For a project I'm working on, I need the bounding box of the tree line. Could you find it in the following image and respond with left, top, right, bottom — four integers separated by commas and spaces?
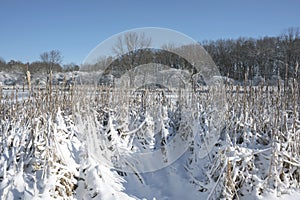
201, 27, 300, 82
84, 27, 299, 84
1, 27, 299, 83
0, 50, 79, 74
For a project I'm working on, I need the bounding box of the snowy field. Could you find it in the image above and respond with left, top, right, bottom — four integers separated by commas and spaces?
0, 81, 300, 199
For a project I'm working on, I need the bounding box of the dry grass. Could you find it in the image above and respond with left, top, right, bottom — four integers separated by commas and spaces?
0, 74, 299, 199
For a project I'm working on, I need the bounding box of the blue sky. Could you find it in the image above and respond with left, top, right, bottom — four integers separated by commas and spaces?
0, 0, 299, 65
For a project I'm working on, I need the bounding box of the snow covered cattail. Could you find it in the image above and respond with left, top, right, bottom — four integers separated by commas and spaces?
26, 70, 31, 91
296, 61, 299, 77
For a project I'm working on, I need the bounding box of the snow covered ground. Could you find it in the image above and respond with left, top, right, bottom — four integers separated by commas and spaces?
0, 81, 299, 199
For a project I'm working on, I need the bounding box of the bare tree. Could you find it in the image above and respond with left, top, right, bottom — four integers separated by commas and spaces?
280, 27, 300, 79
112, 32, 151, 87
112, 32, 151, 55
40, 50, 63, 73
0, 57, 6, 71
40, 52, 49, 63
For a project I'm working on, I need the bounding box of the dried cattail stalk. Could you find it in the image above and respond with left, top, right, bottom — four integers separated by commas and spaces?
26, 70, 31, 91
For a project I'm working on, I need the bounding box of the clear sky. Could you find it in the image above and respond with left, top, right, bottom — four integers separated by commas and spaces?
0, 0, 299, 65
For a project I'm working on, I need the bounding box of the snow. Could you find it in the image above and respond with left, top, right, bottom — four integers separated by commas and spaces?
0, 76, 300, 199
